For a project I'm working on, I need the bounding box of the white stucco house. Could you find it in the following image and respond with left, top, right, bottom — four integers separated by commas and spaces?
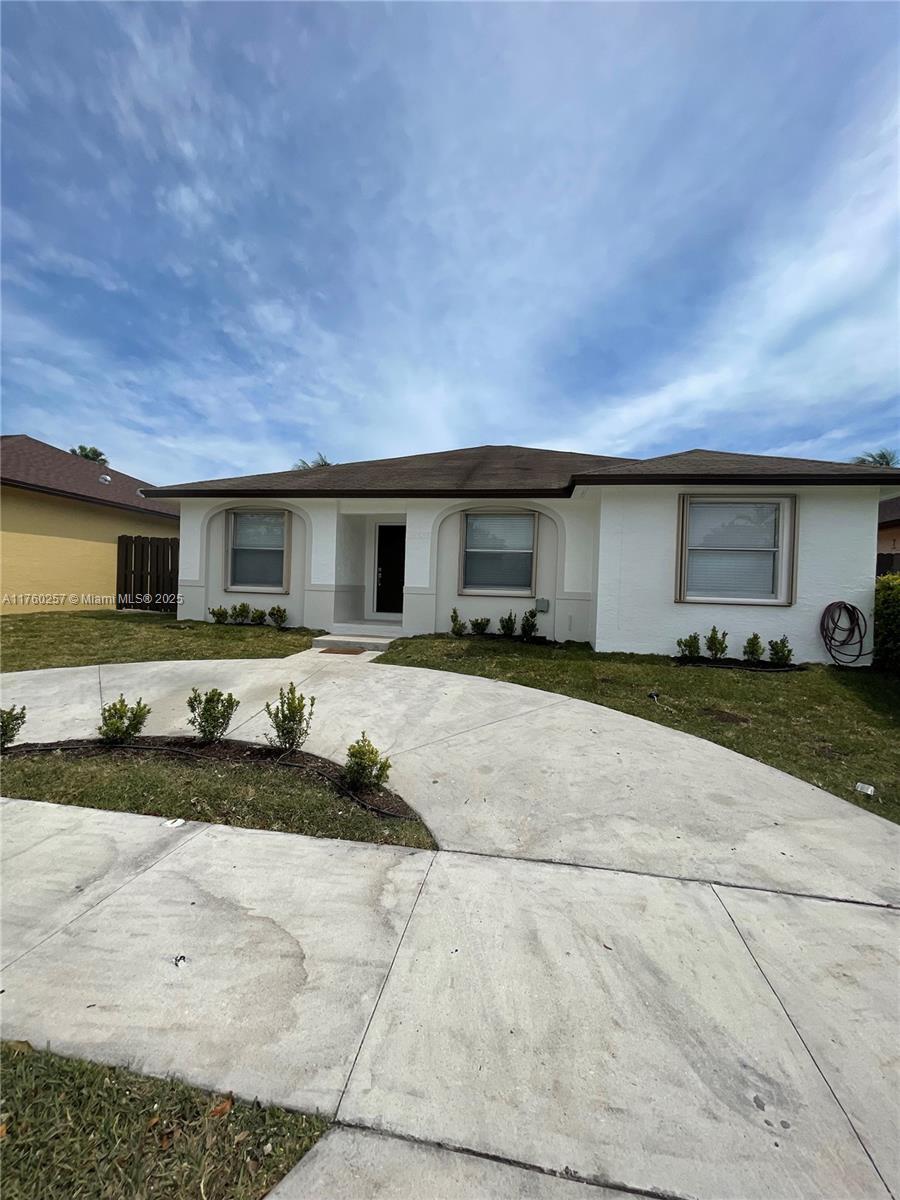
143, 445, 900, 663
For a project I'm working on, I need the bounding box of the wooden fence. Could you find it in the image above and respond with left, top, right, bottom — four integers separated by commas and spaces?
116, 536, 180, 612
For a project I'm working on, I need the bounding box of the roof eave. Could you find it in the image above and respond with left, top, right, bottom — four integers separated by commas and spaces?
2, 478, 179, 519
143, 486, 576, 500
572, 471, 897, 486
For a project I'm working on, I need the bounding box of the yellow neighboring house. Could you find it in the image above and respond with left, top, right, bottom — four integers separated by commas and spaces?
1, 435, 178, 612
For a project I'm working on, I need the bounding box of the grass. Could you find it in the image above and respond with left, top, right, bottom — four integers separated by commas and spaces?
0, 1040, 327, 1200
1, 750, 436, 850
378, 635, 900, 824
0, 611, 318, 673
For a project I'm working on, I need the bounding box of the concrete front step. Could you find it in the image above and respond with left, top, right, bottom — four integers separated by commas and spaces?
312, 633, 398, 652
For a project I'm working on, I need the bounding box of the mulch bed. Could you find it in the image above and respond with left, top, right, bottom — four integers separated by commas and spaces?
4, 736, 417, 821
672, 656, 805, 673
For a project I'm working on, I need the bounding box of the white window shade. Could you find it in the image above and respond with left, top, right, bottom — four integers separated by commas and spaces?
686, 550, 777, 599
681, 497, 793, 604
466, 514, 535, 551
688, 503, 778, 549
462, 513, 535, 592
233, 512, 285, 549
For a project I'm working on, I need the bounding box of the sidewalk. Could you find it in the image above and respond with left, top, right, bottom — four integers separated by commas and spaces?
2, 799, 896, 1199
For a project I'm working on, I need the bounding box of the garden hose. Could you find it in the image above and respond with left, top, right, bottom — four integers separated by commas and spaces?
819, 601, 869, 665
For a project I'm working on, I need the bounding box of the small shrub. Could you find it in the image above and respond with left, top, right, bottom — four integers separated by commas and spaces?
229, 602, 251, 624
344, 731, 391, 791
98, 694, 150, 745
449, 607, 468, 637
470, 617, 491, 635
265, 683, 315, 752
208, 606, 229, 624
1, 704, 27, 751
874, 573, 900, 670
742, 633, 764, 664
704, 626, 728, 660
498, 611, 517, 638
186, 687, 240, 743
250, 607, 268, 625
268, 605, 288, 630
676, 632, 701, 658
520, 608, 538, 642
767, 635, 793, 667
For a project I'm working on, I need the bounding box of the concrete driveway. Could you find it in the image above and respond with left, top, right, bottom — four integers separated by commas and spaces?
1, 651, 898, 1197
1, 800, 897, 1199
2, 649, 898, 904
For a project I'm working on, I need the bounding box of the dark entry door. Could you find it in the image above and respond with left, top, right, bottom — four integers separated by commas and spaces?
375, 525, 406, 613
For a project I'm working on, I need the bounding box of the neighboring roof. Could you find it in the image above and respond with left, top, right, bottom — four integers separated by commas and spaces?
0, 435, 178, 518
880, 496, 900, 526
143, 443, 900, 500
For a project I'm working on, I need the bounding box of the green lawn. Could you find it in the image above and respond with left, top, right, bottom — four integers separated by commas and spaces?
378, 635, 900, 824
1, 749, 436, 850
0, 1041, 326, 1200
0, 611, 318, 672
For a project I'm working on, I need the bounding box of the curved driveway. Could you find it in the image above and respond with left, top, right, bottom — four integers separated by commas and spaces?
2, 648, 899, 1199
1, 648, 897, 905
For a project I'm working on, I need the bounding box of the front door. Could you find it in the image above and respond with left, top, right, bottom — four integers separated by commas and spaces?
375, 524, 405, 614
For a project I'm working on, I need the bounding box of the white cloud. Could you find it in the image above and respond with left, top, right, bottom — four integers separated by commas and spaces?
546, 87, 899, 459
2, 5, 897, 480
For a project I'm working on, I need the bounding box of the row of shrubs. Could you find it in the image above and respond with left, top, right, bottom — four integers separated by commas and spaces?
208, 603, 289, 628
676, 626, 794, 666
449, 607, 540, 641
0, 686, 391, 792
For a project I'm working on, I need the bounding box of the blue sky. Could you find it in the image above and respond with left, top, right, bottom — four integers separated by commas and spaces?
2, 2, 898, 486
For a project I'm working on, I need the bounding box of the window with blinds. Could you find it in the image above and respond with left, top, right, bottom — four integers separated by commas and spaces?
680, 497, 793, 603
229, 511, 287, 589
461, 513, 536, 593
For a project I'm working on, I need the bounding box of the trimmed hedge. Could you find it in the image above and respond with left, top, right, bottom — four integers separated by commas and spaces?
874, 573, 900, 670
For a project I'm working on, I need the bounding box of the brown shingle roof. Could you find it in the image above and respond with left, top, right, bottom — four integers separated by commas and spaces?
573, 448, 900, 485
880, 496, 900, 526
145, 445, 636, 499
142, 443, 900, 499
1, 435, 178, 518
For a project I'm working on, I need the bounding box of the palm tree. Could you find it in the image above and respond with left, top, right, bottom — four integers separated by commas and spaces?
293, 452, 333, 470
852, 448, 898, 467
69, 445, 108, 466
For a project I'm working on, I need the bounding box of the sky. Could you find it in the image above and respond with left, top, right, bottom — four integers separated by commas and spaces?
2, 2, 898, 487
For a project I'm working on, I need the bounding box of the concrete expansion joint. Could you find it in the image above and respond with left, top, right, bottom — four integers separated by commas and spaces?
335, 850, 438, 1116
333, 1122, 695, 1200
710, 886, 895, 1200
0, 820, 210, 972
390, 695, 572, 760
441, 845, 900, 912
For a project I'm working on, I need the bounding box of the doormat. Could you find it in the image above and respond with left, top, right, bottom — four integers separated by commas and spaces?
319, 647, 366, 655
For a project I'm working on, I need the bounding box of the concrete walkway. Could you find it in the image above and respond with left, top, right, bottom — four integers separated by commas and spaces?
2, 652, 899, 1196
1, 800, 897, 1199
2, 649, 898, 904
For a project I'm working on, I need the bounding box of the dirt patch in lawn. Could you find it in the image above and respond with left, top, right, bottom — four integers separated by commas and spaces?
701, 707, 753, 726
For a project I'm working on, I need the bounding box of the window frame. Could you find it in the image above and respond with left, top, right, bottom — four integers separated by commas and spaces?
225, 509, 291, 593
676, 494, 796, 606
458, 510, 538, 597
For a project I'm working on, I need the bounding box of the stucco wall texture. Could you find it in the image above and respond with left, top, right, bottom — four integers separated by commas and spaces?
1, 485, 177, 612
